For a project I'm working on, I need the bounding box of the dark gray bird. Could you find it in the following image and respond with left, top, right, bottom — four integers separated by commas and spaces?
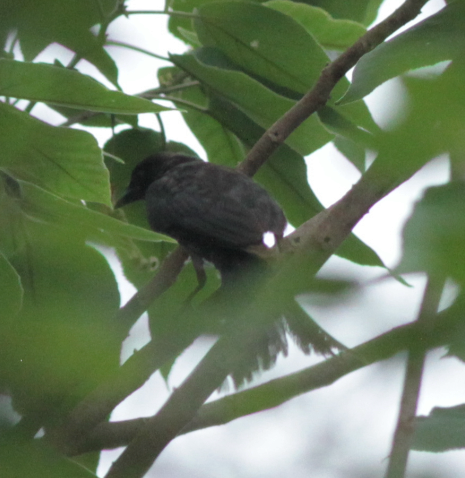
115, 152, 286, 288
115, 152, 343, 386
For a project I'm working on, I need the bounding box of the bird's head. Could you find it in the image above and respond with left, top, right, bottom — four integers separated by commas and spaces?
114, 152, 199, 209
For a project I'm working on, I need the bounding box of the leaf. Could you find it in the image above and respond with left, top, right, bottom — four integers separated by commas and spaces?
48, 103, 139, 128
398, 183, 465, 284
194, 1, 330, 95
297, 0, 383, 25
193, 2, 378, 145
340, 2, 465, 104
16, 179, 173, 244
367, 63, 465, 199
0, 439, 98, 478
0, 60, 171, 113
333, 136, 366, 172
173, 86, 246, 169
326, 0, 385, 25
0, 0, 121, 86
413, 404, 465, 452
0, 103, 111, 205
167, 0, 206, 46
0, 252, 23, 320
178, 27, 201, 46
318, 106, 375, 149
0, 211, 122, 418
265, 1, 366, 50
171, 49, 333, 157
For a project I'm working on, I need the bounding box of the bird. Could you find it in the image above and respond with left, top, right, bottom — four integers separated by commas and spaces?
115, 152, 343, 385
115, 152, 286, 289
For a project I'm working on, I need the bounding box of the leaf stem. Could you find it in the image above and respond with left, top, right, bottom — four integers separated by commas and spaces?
125, 10, 197, 19
106, 40, 170, 62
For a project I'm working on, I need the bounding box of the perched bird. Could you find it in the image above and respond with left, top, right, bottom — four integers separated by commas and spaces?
115, 152, 342, 385
115, 152, 286, 288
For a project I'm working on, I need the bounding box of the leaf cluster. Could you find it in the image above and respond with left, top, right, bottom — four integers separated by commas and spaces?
1, 1, 465, 477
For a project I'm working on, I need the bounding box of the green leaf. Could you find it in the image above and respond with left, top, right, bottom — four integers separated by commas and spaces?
333, 136, 366, 172
0, 60, 171, 114
265, 1, 366, 50
0, 439, 98, 478
16, 179, 173, 244
171, 49, 333, 156
0, 103, 111, 205
0, 0, 121, 86
48, 103, 139, 128
193, 2, 378, 143
178, 27, 201, 46
318, 104, 375, 171
0, 213, 121, 418
413, 404, 465, 452
398, 183, 465, 284
167, 0, 206, 46
366, 63, 465, 198
318, 105, 375, 149
0, 252, 23, 320
340, 2, 465, 104
174, 86, 246, 169
194, 1, 330, 95
296, 0, 383, 26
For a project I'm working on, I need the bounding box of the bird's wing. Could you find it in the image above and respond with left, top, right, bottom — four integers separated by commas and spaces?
146, 168, 274, 248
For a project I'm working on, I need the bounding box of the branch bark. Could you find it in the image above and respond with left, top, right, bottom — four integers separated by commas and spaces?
75, 299, 463, 454
385, 276, 446, 478
237, 0, 429, 177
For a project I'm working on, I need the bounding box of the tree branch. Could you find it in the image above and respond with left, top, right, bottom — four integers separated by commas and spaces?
75, 301, 463, 454
115, 246, 188, 337
385, 275, 445, 478
237, 0, 429, 177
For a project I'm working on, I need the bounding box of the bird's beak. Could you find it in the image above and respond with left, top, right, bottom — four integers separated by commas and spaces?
114, 188, 139, 209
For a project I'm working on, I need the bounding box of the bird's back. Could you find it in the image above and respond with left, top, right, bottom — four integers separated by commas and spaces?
145, 160, 285, 256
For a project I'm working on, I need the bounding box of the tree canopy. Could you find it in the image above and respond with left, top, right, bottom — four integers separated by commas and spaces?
1, 1, 465, 477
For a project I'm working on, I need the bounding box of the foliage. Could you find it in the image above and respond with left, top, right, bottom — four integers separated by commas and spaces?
0, 1, 465, 477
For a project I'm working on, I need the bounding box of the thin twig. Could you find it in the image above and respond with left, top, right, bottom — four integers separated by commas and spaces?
106, 40, 170, 62
385, 275, 445, 478
125, 10, 197, 19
